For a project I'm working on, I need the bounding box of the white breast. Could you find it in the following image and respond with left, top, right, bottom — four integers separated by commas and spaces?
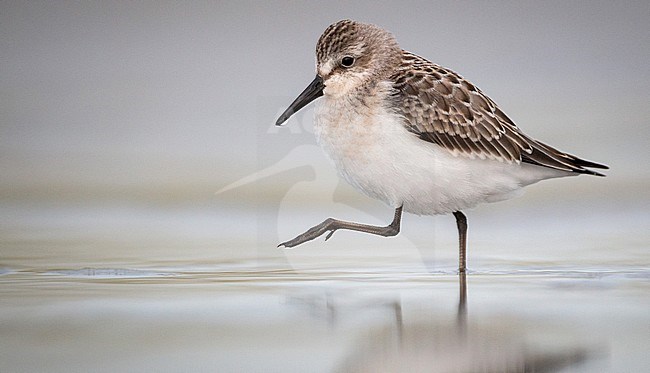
313, 93, 572, 215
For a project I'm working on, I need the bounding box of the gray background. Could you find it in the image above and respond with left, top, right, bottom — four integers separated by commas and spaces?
1, 4, 649, 371
2, 1, 648, 206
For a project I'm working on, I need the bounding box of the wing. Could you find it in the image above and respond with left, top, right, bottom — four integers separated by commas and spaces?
390, 51, 608, 175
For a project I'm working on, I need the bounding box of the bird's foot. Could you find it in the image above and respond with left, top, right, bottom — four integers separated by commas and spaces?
278, 218, 338, 248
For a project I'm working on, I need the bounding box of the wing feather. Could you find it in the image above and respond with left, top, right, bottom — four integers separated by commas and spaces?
391, 51, 608, 175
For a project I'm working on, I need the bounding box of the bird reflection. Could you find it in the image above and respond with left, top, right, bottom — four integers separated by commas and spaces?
288, 272, 590, 373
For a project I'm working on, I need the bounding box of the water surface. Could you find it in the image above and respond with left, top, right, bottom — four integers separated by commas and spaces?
1, 199, 648, 372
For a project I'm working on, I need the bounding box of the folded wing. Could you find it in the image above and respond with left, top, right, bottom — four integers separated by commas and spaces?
391, 51, 608, 176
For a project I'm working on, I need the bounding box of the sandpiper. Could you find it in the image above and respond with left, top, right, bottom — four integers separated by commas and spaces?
275, 20, 608, 272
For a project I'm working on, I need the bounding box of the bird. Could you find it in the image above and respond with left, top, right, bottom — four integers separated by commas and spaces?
274, 19, 608, 272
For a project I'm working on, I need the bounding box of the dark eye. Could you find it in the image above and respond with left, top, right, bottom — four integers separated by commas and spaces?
341, 56, 355, 68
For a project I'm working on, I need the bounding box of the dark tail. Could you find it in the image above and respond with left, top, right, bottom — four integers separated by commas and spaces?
521, 135, 608, 177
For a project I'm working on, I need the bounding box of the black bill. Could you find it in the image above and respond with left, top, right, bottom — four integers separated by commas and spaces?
275, 75, 324, 126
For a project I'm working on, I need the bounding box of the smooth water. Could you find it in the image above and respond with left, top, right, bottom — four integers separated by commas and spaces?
1, 198, 648, 372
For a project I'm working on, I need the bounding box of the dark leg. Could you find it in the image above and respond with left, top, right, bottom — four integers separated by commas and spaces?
279, 206, 403, 248
453, 211, 467, 273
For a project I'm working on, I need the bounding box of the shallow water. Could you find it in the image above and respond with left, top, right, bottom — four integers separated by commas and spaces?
1, 199, 649, 372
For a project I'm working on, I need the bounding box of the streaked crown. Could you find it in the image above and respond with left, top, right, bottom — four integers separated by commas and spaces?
315, 20, 402, 95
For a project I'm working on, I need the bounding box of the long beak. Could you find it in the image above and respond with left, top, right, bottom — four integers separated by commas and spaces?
275, 75, 324, 126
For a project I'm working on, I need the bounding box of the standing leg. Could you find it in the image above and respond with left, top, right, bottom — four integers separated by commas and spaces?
279, 206, 403, 248
453, 211, 467, 273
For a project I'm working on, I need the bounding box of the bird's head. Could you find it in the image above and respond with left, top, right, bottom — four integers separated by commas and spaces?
276, 20, 401, 126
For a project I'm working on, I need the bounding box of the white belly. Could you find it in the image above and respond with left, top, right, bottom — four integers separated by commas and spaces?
313, 97, 571, 215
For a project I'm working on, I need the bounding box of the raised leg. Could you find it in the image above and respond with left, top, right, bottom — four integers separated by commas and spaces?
279, 206, 403, 248
453, 211, 467, 273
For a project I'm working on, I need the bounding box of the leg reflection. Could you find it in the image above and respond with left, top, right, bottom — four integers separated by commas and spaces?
314, 270, 592, 373
457, 271, 467, 332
